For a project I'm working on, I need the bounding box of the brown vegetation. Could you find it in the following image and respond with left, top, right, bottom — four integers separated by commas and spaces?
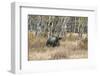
28, 32, 88, 60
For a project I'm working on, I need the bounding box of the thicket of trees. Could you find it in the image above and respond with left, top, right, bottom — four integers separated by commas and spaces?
28, 15, 88, 38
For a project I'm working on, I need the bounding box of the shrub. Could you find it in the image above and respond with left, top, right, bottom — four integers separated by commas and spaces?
67, 33, 78, 41
50, 50, 68, 59
33, 37, 46, 48
79, 37, 88, 49
30, 47, 47, 52
28, 31, 47, 49
28, 32, 36, 48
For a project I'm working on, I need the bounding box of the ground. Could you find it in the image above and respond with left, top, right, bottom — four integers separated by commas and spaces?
28, 32, 88, 60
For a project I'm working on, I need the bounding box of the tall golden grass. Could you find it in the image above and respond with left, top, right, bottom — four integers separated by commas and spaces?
28, 32, 88, 60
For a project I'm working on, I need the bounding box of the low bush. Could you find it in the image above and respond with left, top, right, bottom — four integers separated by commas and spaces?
28, 32, 35, 48
50, 50, 68, 59
28, 31, 47, 49
67, 33, 79, 41
79, 37, 88, 49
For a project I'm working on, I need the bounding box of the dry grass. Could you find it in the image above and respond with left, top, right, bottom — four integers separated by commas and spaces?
28, 32, 88, 60
67, 33, 79, 41
28, 31, 47, 49
79, 37, 88, 49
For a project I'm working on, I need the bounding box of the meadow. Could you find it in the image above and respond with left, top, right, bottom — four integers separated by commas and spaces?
28, 31, 88, 60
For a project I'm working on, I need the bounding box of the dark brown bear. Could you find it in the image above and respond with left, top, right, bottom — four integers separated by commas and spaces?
46, 36, 62, 47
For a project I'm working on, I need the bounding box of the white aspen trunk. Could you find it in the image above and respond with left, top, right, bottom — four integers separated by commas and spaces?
74, 17, 76, 33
